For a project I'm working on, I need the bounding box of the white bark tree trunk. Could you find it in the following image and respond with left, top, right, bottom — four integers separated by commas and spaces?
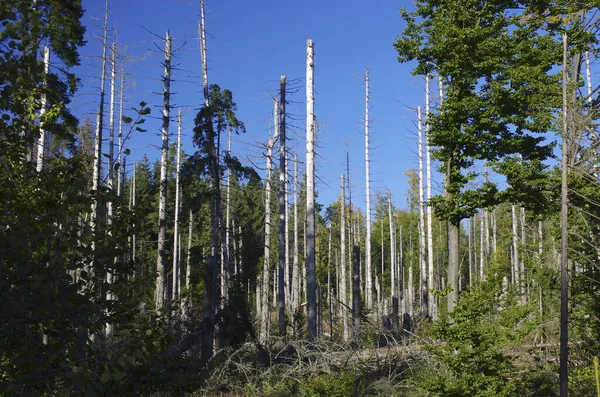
155, 32, 171, 310
364, 68, 373, 311
91, 0, 109, 245
340, 175, 348, 341
172, 109, 182, 302
425, 75, 435, 318
306, 39, 317, 341
260, 101, 277, 344
520, 206, 527, 304
417, 106, 428, 317
292, 153, 299, 312
512, 203, 520, 289
117, 67, 124, 196
36, 46, 50, 172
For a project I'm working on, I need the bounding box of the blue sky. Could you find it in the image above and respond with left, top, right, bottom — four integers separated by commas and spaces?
72, 0, 441, 212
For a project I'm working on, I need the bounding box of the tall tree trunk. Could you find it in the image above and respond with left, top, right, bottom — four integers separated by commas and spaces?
480, 211, 485, 280
260, 101, 277, 345
36, 46, 50, 172
408, 220, 414, 318
285, 153, 290, 312
278, 76, 287, 338
468, 217, 473, 286
91, 0, 109, 249
364, 67, 373, 311
104, 36, 118, 338
520, 206, 527, 304
425, 75, 436, 318
417, 106, 428, 317
447, 221, 460, 312
226, 129, 232, 275
292, 153, 299, 312
305, 39, 317, 341
388, 190, 398, 329
107, 37, 116, 220
560, 33, 569, 397
117, 67, 124, 196
340, 175, 349, 341
512, 204, 520, 288
172, 109, 182, 302
353, 243, 361, 329
199, 0, 215, 362
492, 209, 497, 254
183, 209, 193, 319
155, 32, 171, 311
132, 163, 136, 268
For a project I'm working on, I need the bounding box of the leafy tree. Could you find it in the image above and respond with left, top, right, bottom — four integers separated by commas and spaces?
192, 84, 246, 361
395, 0, 559, 311
0, 0, 85, 162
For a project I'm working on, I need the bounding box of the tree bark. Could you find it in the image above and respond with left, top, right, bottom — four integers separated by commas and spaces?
278, 76, 287, 338
560, 33, 569, 397
425, 75, 435, 318
260, 101, 277, 344
340, 175, 348, 341
306, 39, 317, 341
364, 68, 373, 311
292, 153, 299, 312
155, 32, 171, 311
417, 106, 428, 317
172, 109, 182, 302
447, 221, 460, 312
36, 46, 50, 172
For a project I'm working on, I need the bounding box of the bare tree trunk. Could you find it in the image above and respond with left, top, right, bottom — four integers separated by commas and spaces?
425, 75, 436, 318
512, 204, 520, 289
226, 129, 232, 275
480, 211, 484, 280
117, 67, 124, 196
560, 33, 569, 397
520, 206, 527, 304
417, 106, 428, 317
36, 46, 50, 172
278, 76, 287, 338
285, 152, 290, 313
364, 68, 373, 311
408, 223, 414, 318
447, 221, 460, 312
155, 32, 171, 311
388, 189, 398, 329
172, 109, 182, 302
292, 153, 299, 312
468, 217, 473, 286
132, 163, 136, 268
182, 209, 193, 319
388, 190, 398, 330
353, 242, 361, 329
306, 39, 317, 341
107, 37, 116, 220
91, 0, 109, 249
340, 175, 348, 341
327, 228, 332, 338
538, 221, 544, 257
260, 101, 277, 345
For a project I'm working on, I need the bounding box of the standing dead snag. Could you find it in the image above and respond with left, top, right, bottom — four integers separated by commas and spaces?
155, 31, 171, 311
364, 68, 373, 312
172, 109, 182, 303
278, 76, 287, 338
306, 38, 317, 341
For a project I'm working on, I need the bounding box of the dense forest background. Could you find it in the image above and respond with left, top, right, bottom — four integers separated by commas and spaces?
2, 0, 600, 396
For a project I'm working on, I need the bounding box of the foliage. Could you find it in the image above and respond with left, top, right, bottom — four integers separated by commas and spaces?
394, 1, 558, 223
415, 258, 536, 396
